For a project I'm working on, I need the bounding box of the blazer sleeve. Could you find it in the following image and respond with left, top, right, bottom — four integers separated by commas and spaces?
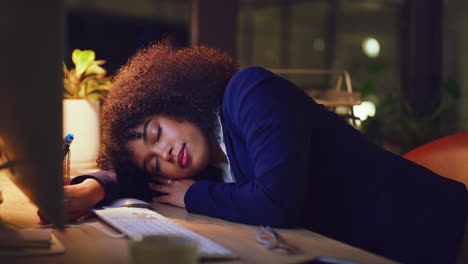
70, 169, 153, 204
185, 67, 321, 227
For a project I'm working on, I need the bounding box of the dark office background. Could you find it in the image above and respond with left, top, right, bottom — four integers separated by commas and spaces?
64, 0, 468, 154
65, 9, 189, 75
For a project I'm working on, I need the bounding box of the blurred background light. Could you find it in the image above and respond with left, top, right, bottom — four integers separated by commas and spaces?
313, 38, 325, 52
362, 37, 380, 58
353, 101, 376, 121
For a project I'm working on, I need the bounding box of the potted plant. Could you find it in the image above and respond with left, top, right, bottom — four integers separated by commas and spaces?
358, 61, 460, 155
63, 49, 112, 168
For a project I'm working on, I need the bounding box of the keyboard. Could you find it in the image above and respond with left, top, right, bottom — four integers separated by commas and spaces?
93, 207, 237, 259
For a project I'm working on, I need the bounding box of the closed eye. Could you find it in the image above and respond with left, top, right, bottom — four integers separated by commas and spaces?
144, 125, 162, 175
156, 125, 162, 142
142, 119, 151, 144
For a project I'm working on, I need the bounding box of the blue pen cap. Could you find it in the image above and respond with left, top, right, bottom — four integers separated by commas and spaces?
63, 133, 74, 144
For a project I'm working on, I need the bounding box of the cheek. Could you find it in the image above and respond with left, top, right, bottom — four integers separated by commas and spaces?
194, 142, 211, 173
130, 154, 142, 169
201, 143, 210, 165
126, 143, 144, 168
175, 141, 209, 179
195, 135, 210, 165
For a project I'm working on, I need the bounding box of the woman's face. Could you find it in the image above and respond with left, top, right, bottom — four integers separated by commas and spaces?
126, 115, 211, 180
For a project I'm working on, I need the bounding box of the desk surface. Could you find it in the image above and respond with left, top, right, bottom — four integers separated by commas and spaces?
0, 173, 396, 264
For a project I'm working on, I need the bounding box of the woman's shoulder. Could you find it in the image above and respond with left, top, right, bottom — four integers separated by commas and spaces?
224, 66, 274, 102
228, 66, 273, 85
224, 66, 306, 104
234, 66, 272, 76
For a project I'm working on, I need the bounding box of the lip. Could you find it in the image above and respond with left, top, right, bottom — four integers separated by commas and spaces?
177, 144, 188, 168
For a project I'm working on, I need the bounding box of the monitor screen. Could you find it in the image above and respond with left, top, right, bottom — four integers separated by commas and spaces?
0, 0, 65, 228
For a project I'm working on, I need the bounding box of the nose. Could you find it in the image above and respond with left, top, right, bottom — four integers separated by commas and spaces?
152, 143, 173, 161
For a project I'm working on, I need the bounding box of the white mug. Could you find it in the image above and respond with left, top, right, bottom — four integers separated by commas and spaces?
129, 235, 199, 264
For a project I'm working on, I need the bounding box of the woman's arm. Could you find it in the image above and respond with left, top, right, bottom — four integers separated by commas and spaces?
59, 169, 152, 221
184, 67, 321, 227
64, 178, 105, 220
38, 177, 106, 223
70, 170, 121, 204
71, 169, 154, 203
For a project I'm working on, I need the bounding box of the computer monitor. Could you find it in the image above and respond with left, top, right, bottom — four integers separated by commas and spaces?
0, 1, 65, 228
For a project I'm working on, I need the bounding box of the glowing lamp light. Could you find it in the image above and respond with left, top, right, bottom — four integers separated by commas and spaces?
353, 101, 376, 121
362, 37, 380, 58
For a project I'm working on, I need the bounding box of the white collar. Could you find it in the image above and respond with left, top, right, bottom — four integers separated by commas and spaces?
215, 114, 235, 183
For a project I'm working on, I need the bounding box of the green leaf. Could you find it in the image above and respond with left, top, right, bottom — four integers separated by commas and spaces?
85, 62, 106, 76
97, 79, 112, 89
443, 78, 461, 98
63, 79, 74, 96
85, 79, 99, 94
73, 49, 95, 79
84, 77, 111, 90
67, 68, 76, 78
360, 79, 373, 98
86, 92, 102, 102
95, 60, 107, 66
430, 97, 454, 121
64, 49, 111, 100
71, 49, 81, 65
368, 61, 387, 75
63, 62, 69, 75
78, 81, 89, 98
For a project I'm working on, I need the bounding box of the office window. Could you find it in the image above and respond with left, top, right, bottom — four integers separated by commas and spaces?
238, 0, 328, 88
237, 0, 401, 95
443, 0, 468, 132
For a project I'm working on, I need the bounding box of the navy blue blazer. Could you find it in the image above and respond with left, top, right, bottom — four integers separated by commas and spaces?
73, 67, 467, 264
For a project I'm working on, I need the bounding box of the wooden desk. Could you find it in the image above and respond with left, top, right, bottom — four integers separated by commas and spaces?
0, 174, 396, 264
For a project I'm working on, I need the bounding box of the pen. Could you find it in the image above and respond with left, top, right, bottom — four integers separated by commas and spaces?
63, 133, 74, 158
256, 226, 300, 254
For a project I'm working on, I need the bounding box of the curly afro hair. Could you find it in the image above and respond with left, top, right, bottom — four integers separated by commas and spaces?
97, 40, 239, 174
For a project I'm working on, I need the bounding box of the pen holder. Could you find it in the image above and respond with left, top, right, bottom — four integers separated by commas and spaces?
63, 150, 71, 185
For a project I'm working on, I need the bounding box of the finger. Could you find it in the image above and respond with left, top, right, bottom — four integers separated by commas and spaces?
68, 211, 86, 221
37, 210, 50, 224
66, 205, 91, 221
153, 195, 171, 204
148, 183, 171, 193
66, 212, 79, 221
152, 176, 171, 184
63, 185, 76, 198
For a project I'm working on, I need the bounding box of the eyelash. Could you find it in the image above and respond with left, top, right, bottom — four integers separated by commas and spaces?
156, 126, 162, 142
153, 125, 162, 173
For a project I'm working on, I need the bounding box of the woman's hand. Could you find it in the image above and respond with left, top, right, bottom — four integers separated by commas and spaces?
64, 179, 105, 220
37, 178, 105, 223
149, 177, 195, 208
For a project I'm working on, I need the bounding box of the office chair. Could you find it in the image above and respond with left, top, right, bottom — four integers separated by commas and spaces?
403, 132, 468, 187
403, 132, 468, 264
